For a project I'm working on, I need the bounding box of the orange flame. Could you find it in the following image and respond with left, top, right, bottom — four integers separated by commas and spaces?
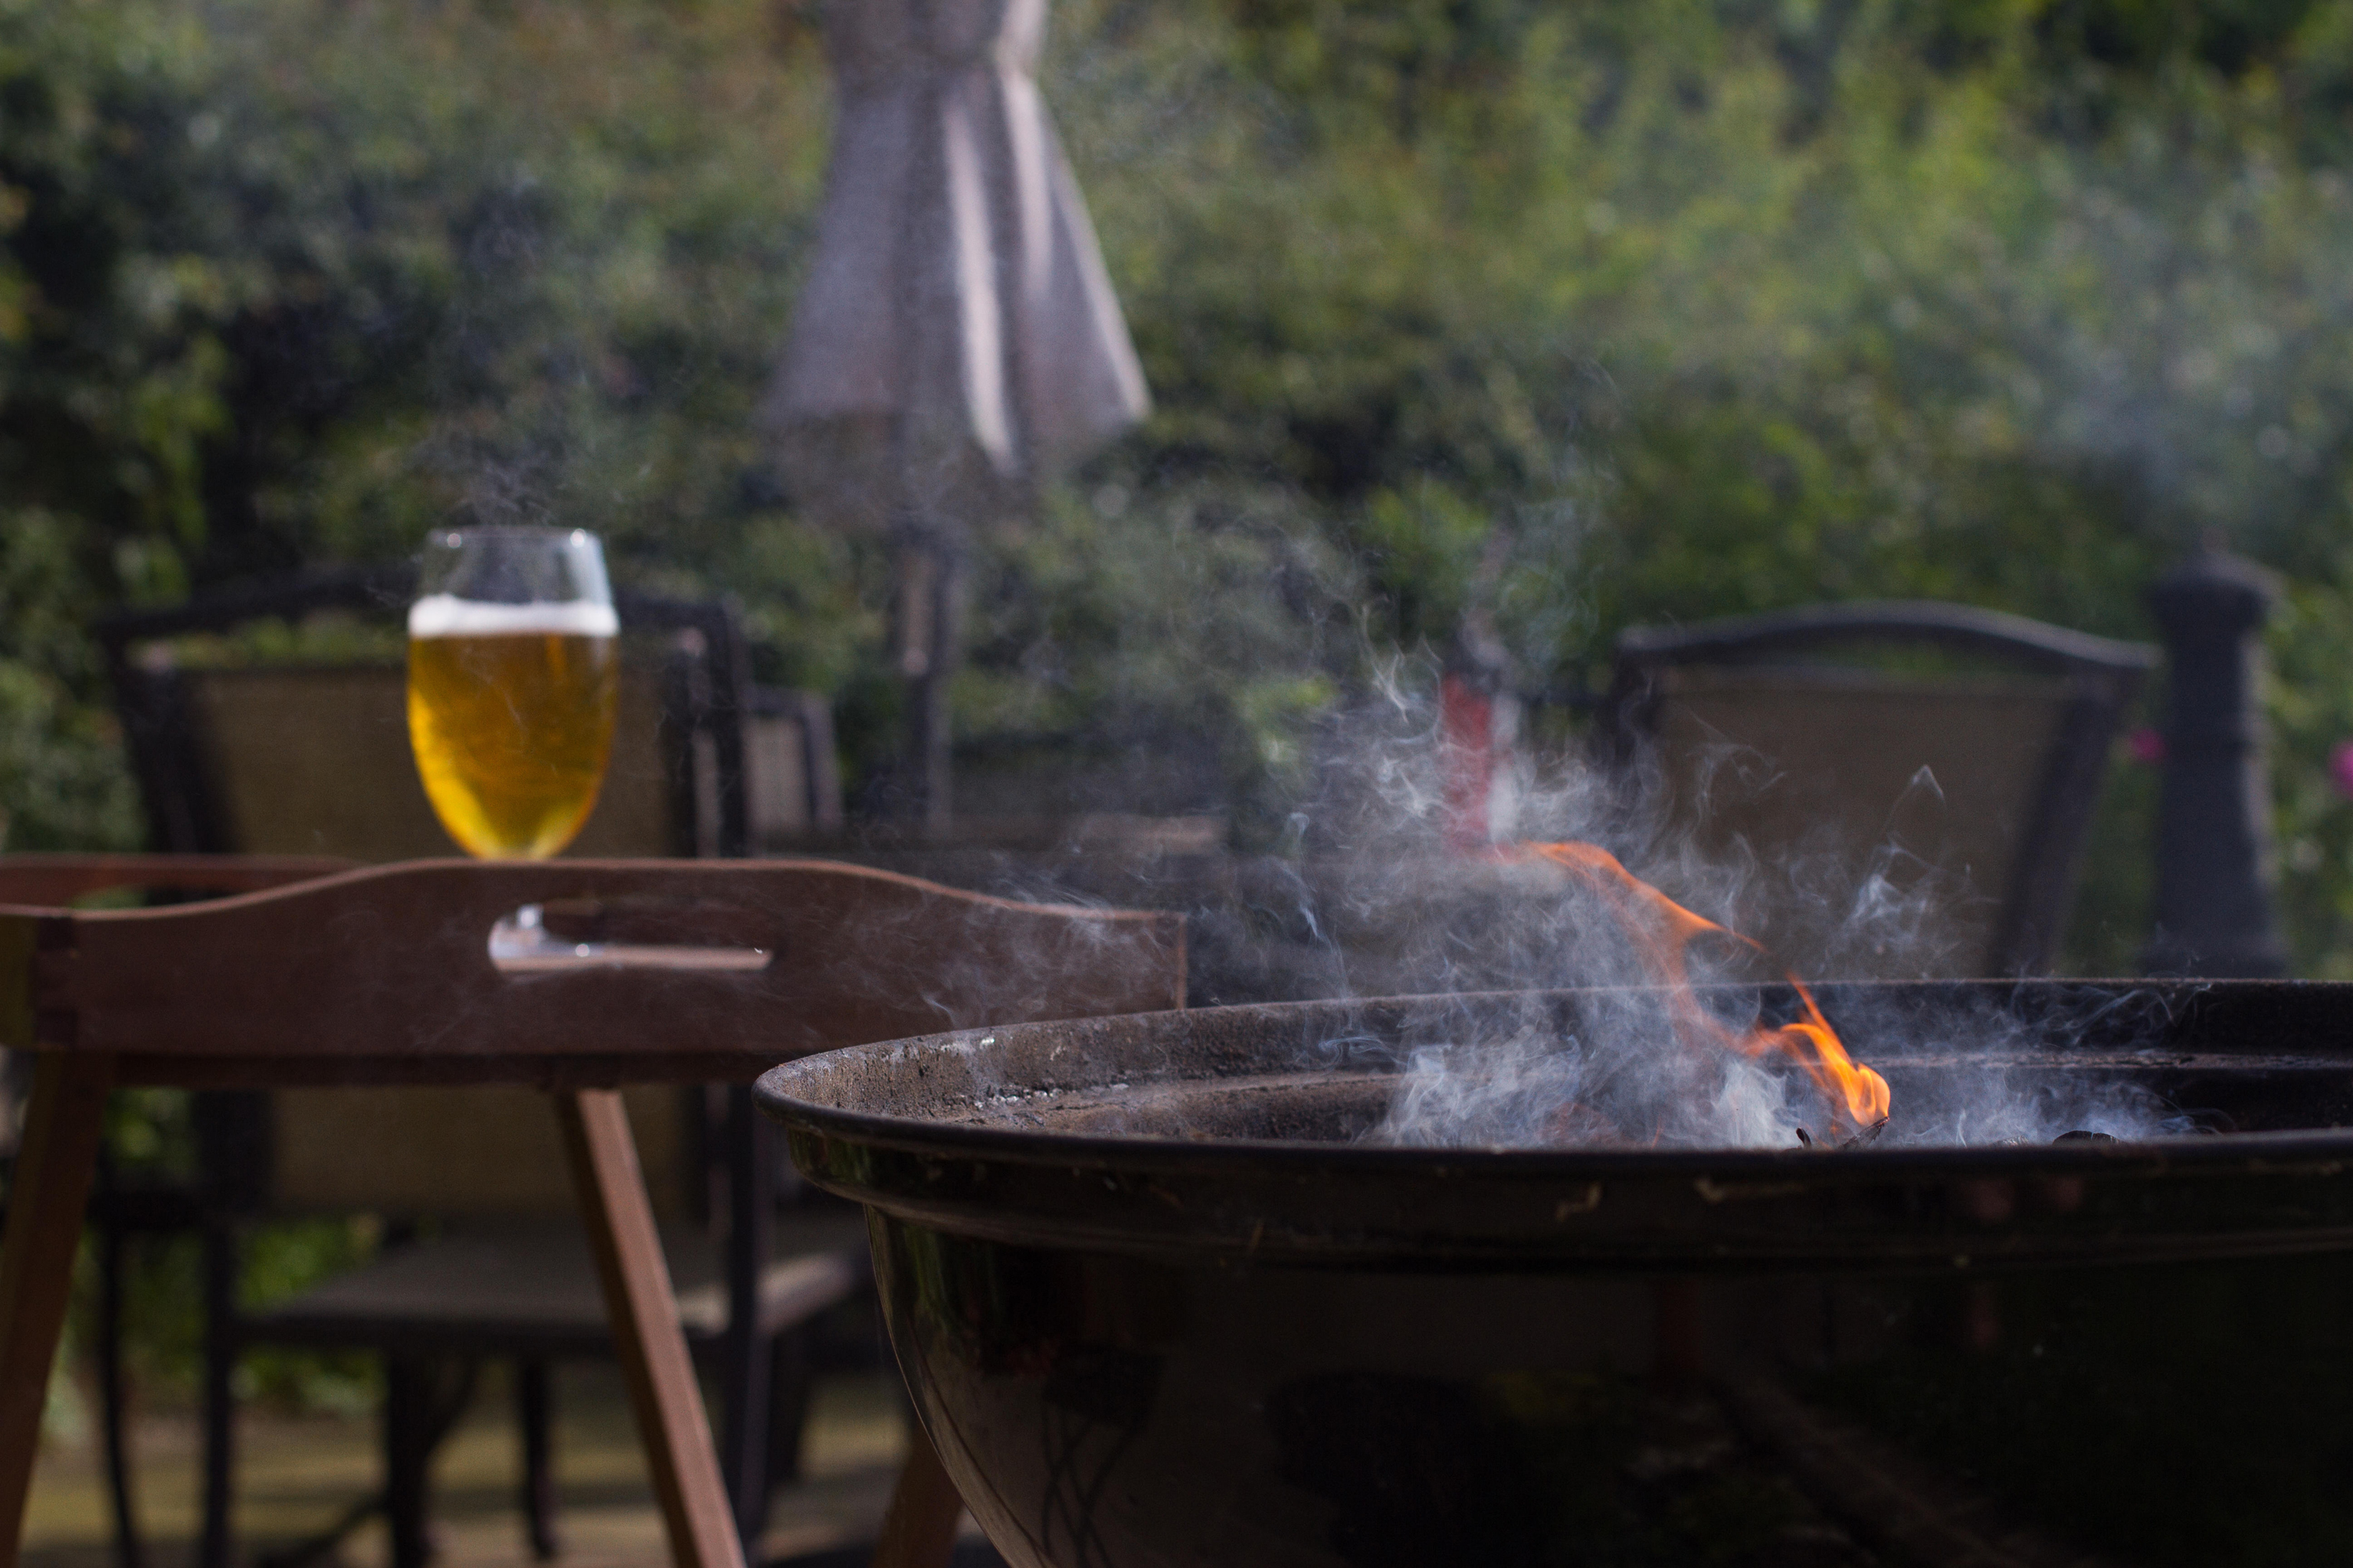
1524, 842, 1892, 1135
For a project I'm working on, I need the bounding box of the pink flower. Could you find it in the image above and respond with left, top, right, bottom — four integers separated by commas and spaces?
2331, 741, 2353, 801
2127, 728, 2166, 766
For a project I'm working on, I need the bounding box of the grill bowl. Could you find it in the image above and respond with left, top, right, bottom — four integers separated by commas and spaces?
758, 980, 2353, 1567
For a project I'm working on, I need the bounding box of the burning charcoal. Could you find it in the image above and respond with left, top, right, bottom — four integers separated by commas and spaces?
1840, 1118, 1888, 1151
1797, 1120, 1886, 1151
2053, 1129, 2118, 1144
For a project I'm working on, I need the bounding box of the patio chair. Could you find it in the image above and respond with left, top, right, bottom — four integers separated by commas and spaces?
86, 574, 843, 1565
1599, 601, 2157, 979
96, 565, 843, 860
0, 859, 1184, 1568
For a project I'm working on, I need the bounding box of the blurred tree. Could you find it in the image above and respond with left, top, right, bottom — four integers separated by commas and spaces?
11, 0, 2353, 938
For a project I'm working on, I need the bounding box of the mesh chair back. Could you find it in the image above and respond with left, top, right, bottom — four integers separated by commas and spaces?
1643, 666, 2072, 978
179, 663, 680, 860
1607, 603, 2156, 980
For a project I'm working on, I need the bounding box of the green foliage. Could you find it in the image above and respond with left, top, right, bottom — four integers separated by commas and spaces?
6, 6, 2353, 873
2265, 565, 2353, 974
0, 0, 861, 835
0, 0, 215, 847
1049, 0, 2353, 954
18, 0, 2347, 860
5, 0, 2353, 908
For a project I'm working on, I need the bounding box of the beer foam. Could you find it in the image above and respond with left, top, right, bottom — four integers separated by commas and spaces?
408, 594, 620, 638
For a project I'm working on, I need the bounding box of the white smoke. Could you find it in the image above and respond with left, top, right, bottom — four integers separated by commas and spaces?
1289, 673, 2195, 1151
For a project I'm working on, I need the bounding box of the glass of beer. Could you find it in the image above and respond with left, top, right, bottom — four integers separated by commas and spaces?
407, 527, 620, 860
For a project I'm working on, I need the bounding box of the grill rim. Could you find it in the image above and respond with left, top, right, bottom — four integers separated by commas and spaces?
755, 979, 2353, 1270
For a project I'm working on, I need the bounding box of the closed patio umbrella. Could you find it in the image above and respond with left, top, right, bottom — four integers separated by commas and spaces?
765, 0, 1149, 828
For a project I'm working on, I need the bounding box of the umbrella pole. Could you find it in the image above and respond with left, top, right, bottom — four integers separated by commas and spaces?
892, 528, 965, 832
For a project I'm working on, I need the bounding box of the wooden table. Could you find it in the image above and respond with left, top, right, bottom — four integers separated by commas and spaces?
0, 858, 1184, 1568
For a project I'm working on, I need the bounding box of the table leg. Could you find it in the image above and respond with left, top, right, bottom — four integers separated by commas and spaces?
0, 1051, 113, 1568
552, 1088, 745, 1568
871, 1422, 964, 1568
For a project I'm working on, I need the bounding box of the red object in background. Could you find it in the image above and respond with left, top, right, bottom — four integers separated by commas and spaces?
1440, 615, 1519, 853
1441, 673, 1520, 853
2128, 727, 2167, 766
1440, 671, 1495, 851
2332, 740, 2353, 800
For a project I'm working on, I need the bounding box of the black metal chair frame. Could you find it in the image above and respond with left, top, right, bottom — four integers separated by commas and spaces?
85, 574, 827, 1568
1598, 600, 2158, 977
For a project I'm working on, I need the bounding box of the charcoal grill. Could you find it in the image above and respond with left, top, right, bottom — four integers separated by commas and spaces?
756, 980, 2353, 1567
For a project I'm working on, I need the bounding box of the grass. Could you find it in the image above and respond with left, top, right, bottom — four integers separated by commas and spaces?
26, 1366, 916, 1568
